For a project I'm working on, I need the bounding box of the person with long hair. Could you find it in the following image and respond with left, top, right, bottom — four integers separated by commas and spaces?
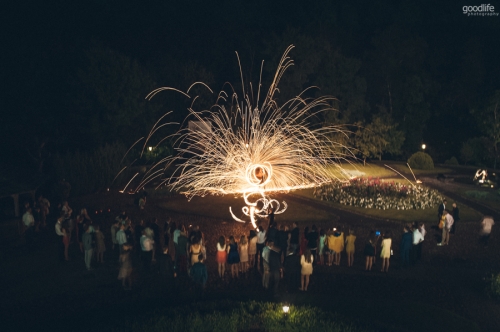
380, 231, 392, 272
227, 236, 240, 278
364, 237, 375, 271
300, 226, 309, 256
216, 236, 227, 279
239, 235, 249, 275
318, 229, 326, 265
300, 248, 314, 291
306, 225, 319, 262
189, 239, 202, 266
255, 224, 267, 272
248, 230, 257, 269
331, 228, 344, 266
326, 228, 335, 266
345, 229, 356, 267
118, 244, 133, 290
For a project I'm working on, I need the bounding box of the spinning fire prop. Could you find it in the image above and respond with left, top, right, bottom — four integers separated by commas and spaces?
124, 45, 353, 227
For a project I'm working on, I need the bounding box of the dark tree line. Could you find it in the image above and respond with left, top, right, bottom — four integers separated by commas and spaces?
2, 0, 499, 179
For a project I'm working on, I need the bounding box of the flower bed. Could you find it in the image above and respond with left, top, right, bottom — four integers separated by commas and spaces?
313, 177, 442, 210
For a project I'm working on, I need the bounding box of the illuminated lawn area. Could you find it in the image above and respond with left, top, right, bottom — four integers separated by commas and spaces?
295, 188, 483, 223
327, 162, 453, 180
388, 163, 453, 176
160, 193, 337, 223
326, 162, 396, 178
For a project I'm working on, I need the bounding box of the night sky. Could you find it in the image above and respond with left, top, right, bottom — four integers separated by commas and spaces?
2, 0, 499, 175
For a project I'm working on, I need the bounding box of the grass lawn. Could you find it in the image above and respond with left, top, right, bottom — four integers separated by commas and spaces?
295, 188, 483, 223
455, 187, 500, 212
327, 162, 452, 179
160, 193, 337, 223
327, 162, 396, 178
388, 163, 453, 176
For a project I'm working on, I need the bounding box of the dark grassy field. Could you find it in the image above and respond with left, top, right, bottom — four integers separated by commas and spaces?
1, 187, 499, 331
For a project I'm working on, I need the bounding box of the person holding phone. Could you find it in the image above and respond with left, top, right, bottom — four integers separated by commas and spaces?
372, 230, 380, 265
380, 231, 392, 272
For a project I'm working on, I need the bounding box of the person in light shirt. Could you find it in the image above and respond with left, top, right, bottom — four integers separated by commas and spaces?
140, 230, 155, 270
55, 212, 65, 237
438, 211, 454, 246
256, 225, 267, 272
22, 207, 35, 229
480, 216, 495, 247
411, 223, 424, 264
22, 207, 35, 248
116, 224, 128, 253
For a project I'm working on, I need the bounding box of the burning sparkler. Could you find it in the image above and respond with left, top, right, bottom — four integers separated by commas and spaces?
125, 45, 353, 227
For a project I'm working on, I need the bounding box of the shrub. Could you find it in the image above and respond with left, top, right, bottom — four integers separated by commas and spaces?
50, 142, 128, 197
489, 273, 500, 299
444, 156, 459, 165
408, 152, 434, 170
465, 190, 489, 200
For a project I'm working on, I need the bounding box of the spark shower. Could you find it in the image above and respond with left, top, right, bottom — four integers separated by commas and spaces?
123, 45, 353, 228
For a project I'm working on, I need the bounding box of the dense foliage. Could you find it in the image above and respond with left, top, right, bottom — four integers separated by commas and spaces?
444, 156, 459, 165
408, 152, 434, 170
488, 273, 500, 299
3, 1, 500, 176
314, 177, 442, 210
50, 142, 128, 197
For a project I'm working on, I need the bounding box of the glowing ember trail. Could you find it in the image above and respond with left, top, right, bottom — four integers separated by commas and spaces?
125, 45, 354, 227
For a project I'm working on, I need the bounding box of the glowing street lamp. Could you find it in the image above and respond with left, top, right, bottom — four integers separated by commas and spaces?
421, 144, 426, 151
148, 146, 153, 152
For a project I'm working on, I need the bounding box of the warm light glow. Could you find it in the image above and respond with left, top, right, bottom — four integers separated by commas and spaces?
148, 146, 153, 151
282, 305, 290, 314
125, 45, 354, 226
421, 144, 426, 150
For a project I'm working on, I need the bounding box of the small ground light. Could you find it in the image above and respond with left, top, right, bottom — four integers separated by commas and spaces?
282, 305, 289, 315
148, 146, 153, 151
282, 304, 290, 325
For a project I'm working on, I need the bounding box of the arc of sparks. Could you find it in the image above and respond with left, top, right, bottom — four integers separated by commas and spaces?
124, 45, 355, 227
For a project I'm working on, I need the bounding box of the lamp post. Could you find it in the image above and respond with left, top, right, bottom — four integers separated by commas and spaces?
282, 304, 290, 325
421, 144, 426, 151
282, 305, 289, 315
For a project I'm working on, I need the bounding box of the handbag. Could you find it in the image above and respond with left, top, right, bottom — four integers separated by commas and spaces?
438, 218, 445, 229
